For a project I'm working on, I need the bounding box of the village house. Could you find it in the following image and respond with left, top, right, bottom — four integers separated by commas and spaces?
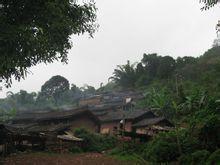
79, 95, 102, 106
78, 90, 144, 109
1, 107, 101, 154
1, 103, 173, 155
132, 117, 174, 136
91, 107, 173, 136
11, 107, 100, 133
9, 105, 173, 137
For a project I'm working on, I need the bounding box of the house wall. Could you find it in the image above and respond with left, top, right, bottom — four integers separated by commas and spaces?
135, 120, 173, 135
100, 122, 119, 134
124, 121, 132, 132
135, 127, 152, 135
79, 97, 101, 106
68, 115, 99, 133
100, 120, 133, 135
38, 113, 100, 134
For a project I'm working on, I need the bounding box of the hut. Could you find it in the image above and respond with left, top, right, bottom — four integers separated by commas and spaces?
11, 107, 100, 133
7, 107, 101, 153
92, 108, 157, 135
79, 95, 102, 106
132, 117, 174, 136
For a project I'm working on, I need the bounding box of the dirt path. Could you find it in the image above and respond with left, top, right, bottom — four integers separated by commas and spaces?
2, 152, 135, 165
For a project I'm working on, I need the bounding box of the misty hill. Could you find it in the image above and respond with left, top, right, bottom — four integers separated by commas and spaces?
0, 47, 220, 121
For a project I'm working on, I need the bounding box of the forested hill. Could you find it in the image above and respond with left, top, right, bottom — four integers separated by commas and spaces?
0, 47, 220, 121
111, 46, 220, 97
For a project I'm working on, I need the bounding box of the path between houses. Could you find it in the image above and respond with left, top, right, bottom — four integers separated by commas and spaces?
2, 152, 136, 165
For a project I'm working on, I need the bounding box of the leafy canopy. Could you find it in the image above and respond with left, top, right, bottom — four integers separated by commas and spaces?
40, 75, 70, 102
0, 0, 97, 86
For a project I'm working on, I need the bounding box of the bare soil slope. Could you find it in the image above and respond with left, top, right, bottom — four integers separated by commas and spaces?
2, 152, 134, 165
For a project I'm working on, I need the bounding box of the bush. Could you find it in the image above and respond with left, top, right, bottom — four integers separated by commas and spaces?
180, 130, 200, 154
144, 138, 179, 163
179, 154, 192, 165
69, 146, 83, 153
198, 116, 220, 151
74, 128, 117, 152
191, 150, 210, 165
143, 131, 181, 163
206, 149, 220, 165
143, 130, 198, 163
108, 143, 148, 164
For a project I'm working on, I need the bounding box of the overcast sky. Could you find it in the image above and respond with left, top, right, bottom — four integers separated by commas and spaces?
0, 0, 219, 98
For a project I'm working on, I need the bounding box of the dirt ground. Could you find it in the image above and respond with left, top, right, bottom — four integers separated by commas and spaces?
2, 152, 135, 165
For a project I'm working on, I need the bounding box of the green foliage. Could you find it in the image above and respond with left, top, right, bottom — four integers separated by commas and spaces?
0, 0, 97, 85
0, 75, 98, 112
206, 149, 220, 165
137, 87, 175, 120
198, 115, 220, 151
40, 75, 70, 104
143, 88, 170, 109
191, 150, 210, 164
112, 60, 137, 89
179, 149, 220, 165
179, 150, 210, 165
108, 142, 148, 164
0, 108, 17, 122
74, 128, 117, 152
111, 47, 220, 98
97, 82, 119, 93
69, 145, 83, 154
144, 132, 180, 163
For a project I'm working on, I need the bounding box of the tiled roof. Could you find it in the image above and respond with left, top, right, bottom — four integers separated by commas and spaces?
5, 123, 72, 134
132, 117, 173, 127
12, 106, 92, 122
92, 108, 152, 122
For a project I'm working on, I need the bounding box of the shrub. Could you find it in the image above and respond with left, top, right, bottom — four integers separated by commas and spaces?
144, 139, 179, 163
206, 149, 220, 165
108, 142, 148, 164
179, 154, 192, 165
74, 128, 117, 152
191, 150, 210, 165
180, 130, 200, 154
143, 130, 198, 163
198, 116, 220, 151
69, 146, 83, 153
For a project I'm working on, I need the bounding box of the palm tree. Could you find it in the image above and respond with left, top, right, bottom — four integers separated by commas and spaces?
111, 60, 137, 88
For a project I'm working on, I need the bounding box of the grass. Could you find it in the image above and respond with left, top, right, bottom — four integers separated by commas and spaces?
109, 150, 149, 165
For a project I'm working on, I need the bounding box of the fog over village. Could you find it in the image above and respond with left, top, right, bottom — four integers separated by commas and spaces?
0, 0, 219, 98
0, 1, 220, 164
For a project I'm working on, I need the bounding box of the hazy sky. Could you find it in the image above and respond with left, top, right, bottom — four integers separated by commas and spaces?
0, 0, 219, 98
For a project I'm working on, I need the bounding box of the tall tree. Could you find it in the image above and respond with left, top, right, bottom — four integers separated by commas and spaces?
142, 53, 161, 80
40, 75, 70, 105
157, 56, 176, 79
0, 0, 97, 86
112, 60, 137, 88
